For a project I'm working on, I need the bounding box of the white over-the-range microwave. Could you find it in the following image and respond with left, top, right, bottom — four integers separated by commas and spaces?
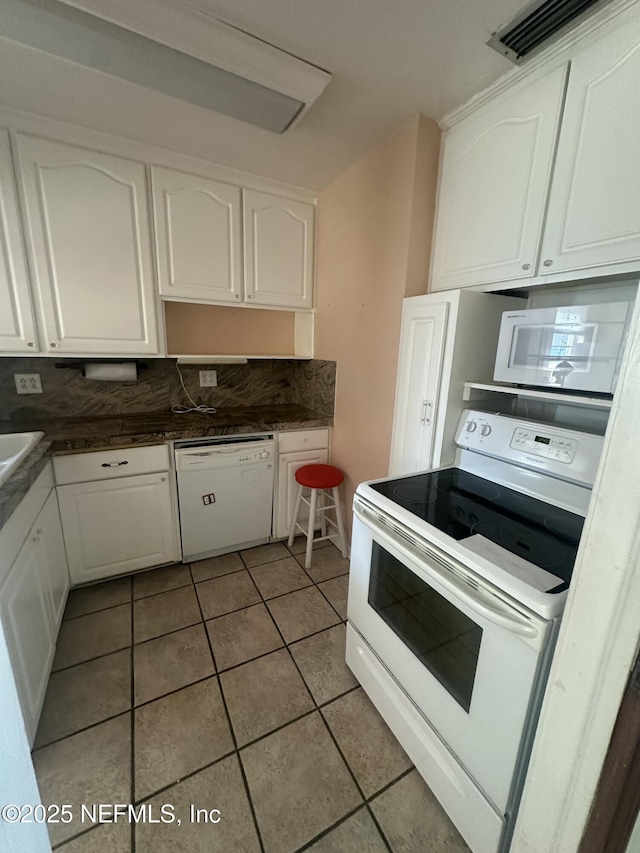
493, 301, 632, 394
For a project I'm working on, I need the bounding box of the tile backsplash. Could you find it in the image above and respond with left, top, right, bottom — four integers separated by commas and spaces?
0, 358, 336, 421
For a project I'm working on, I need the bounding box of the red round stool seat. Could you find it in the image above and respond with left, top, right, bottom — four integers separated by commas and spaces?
295, 464, 344, 490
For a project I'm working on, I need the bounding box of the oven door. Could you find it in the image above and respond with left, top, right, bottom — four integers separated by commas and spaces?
348, 498, 553, 813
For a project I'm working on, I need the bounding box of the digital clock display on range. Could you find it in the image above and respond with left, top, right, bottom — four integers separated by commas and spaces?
534, 435, 551, 445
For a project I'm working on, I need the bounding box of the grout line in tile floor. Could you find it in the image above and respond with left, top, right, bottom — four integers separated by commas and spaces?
43, 542, 396, 852
188, 560, 268, 853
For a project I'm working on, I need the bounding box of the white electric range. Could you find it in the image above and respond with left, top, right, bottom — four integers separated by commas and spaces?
346, 410, 604, 853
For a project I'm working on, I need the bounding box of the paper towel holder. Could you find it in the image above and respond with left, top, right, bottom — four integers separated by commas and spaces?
54, 360, 149, 379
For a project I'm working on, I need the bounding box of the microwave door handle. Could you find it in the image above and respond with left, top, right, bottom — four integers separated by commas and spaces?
354, 502, 539, 640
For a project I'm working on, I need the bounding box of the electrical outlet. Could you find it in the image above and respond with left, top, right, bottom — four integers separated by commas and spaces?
199, 370, 218, 387
14, 374, 43, 395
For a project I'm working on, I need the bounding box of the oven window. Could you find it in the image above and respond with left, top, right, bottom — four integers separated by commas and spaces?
368, 543, 482, 712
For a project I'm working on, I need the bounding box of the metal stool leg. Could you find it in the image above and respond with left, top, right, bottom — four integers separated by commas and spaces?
287, 482, 304, 547
305, 487, 318, 569
333, 486, 348, 558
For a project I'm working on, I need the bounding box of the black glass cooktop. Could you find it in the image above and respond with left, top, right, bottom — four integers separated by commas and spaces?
370, 468, 585, 589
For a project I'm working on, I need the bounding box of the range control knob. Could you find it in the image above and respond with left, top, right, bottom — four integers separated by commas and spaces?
259, 451, 270, 460
466, 421, 477, 433
480, 425, 492, 437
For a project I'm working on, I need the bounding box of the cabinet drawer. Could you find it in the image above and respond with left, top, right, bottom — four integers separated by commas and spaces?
278, 429, 329, 454
53, 444, 170, 485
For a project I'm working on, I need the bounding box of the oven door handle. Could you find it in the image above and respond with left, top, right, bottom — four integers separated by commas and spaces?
354, 501, 541, 641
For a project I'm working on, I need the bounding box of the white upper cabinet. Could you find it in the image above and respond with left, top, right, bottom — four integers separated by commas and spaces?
15, 135, 159, 355
152, 166, 243, 304
540, 24, 640, 274
431, 65, 567, 291
243, 189, 314, 309
0, 131, 38, 352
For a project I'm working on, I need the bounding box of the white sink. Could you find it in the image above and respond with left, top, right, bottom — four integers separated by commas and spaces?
0, 432, 44, 487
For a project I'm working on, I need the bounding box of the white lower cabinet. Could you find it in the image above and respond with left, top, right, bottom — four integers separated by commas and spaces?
0, 489, 69, 745
58, 473, 177, 585
274, 430, 330, 540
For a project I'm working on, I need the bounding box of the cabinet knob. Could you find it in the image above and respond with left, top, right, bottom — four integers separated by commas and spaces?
50, 342, 58, 347
247, 294, 254, 299
27, 341, 35, 347
161, 477, 166, 482
522, 263, 530, 270
32, 536, 40, 543
543, 259, 553, 267
36, 529, 44, 535
235, 294, 241, 299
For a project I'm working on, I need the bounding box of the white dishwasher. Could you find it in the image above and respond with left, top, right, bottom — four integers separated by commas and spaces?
175, 434, 275, 562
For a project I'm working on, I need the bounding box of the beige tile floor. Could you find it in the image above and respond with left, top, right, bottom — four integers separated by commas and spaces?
33, 538, 470, 852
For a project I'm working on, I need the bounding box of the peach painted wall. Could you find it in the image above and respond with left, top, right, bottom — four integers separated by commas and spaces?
314, 114, 440, 528
165, 302, 296, 356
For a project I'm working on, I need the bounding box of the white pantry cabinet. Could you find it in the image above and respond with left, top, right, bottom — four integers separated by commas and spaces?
274, 429, 329, 539
389, 290, 522, 475
431, 65, 567, 291
152, 166, 243, 304
539, 23, 640, 274
15, 134, 159, 355
389, 299, 449, 475
0, 130, 38, 352
243, 189, 314, 309
0, 488, 69, 745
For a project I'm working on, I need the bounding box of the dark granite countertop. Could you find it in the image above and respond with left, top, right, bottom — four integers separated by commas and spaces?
0, 405, 332, 531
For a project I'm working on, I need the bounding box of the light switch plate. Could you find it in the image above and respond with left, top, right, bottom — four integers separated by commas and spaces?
14, 374, 43, 394
199, 370, 218, 387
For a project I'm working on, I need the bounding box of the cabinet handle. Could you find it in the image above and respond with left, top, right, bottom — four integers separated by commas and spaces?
101, 461, 129, 467
522, 263, 530, 270
421, 400, 433, 425
543, 259, 553, 267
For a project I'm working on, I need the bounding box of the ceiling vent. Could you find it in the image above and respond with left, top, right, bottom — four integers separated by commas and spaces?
0, 0, 332, 132
487, 0, 614, 63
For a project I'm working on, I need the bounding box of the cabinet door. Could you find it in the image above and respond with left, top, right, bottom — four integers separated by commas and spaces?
243, 189, 314, 309
152, 166, 243, 304
274, 448, 329, 540
430, 65, 567, 290
389, 299, 449, 476
0, 131, 38, 352
58, 473, 177, 584
15, 135, 159, 354
35, 490, 70, 630
0, 533, 54, 744
540, 23, 640, 273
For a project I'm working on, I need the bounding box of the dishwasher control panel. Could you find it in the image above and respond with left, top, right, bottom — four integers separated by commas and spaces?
175, 437, 275, 472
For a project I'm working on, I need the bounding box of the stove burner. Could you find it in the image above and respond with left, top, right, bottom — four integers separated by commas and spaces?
392, 483, 437, 506
544, 515, 585, 539
469, 519, 568, 571
436, 470, 501, 501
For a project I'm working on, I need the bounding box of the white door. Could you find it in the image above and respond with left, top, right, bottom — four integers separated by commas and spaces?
0, 533, 55, 744
58, 473, 177, 584
152, 166, 242, 304
430, 65, 567, 290
0, 131, 38, 352
15, 134, 159, 354
275, 448, 329, 540
35, 490, 70, 630
389, 299, 448, 476
539, 22, 640, 274
243, 189, 314, 309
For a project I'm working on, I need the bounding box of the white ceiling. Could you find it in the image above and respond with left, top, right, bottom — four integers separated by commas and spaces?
0, 0, 527, 190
